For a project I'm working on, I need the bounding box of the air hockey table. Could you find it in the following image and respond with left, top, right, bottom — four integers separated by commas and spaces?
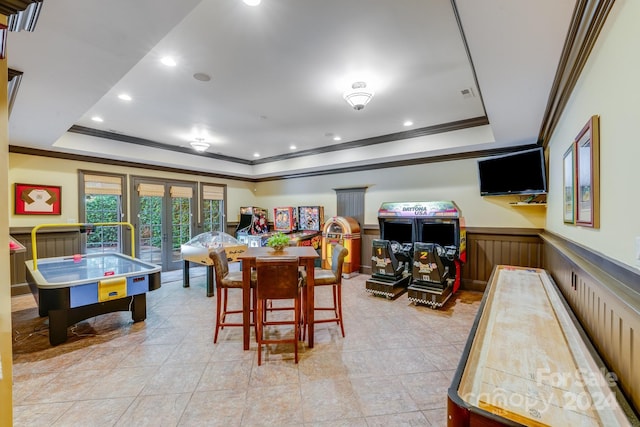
26, 252, 161, 346
25, 222, 161, 346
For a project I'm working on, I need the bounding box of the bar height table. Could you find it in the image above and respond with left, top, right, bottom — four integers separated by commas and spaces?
237, 246, 319, 351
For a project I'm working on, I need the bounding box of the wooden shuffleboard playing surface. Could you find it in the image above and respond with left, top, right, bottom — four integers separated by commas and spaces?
453, 265, 635, 426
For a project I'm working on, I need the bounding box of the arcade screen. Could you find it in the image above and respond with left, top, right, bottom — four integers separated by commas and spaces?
380, 220, 414, 243
418, 221, 457, 247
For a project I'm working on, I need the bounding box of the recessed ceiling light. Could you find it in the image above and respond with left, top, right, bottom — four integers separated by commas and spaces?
243, 0, 261, 6
118, 93, 132, 101
333, 136, 342, 141
161, 56, 177, 67
91, 116, 104, 122
403, 120, 413, 127
290, 145, 297, 150
253, 152, 260, 157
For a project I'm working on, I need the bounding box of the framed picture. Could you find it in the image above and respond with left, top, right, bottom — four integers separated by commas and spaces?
575, 115, 600, 228
563, 144, 575, 224
15, 183, 62, 215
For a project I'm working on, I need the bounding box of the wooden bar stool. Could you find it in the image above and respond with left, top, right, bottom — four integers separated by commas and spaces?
312, 244, 348, 337
210, 247, 256, 343
255, 256, 303, 365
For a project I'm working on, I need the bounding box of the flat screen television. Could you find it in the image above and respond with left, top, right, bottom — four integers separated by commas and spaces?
477, 147, 547, 196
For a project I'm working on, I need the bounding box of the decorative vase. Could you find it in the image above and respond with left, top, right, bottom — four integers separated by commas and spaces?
270, 245, 286, 252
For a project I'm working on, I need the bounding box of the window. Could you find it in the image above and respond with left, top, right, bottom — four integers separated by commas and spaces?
80, 172, 126, 254
202, 184, 225, 233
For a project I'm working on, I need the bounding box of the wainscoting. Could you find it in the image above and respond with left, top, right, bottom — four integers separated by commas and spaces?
461, 227, 544, 290
541, 232, 640, 413
361, 225, 544, 292
9, 227, 83, 296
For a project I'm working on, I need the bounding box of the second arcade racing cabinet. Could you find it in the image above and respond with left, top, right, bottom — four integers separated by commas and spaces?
410, 242, 458, 307
407, 201, 466, 308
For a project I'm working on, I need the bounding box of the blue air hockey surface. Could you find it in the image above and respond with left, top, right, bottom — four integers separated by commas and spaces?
26, 252, 161, 345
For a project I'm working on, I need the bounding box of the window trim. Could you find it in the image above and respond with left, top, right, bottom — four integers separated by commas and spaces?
200, 183, 227, 233
78, 170, 129, 254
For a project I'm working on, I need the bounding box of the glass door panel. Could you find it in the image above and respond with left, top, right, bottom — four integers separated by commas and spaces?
138, 195, 163, 265
132, 178, 197, 271
170, 196, 192, 269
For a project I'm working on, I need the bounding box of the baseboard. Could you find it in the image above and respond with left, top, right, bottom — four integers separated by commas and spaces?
11, 282, 31, 297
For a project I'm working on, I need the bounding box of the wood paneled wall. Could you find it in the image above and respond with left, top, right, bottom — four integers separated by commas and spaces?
362, 226, 544, 291
541, 232, 640, 413
461, 228, 544, 291
9, 227, 82, 295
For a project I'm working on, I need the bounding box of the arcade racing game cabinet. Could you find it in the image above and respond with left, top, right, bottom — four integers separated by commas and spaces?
365, 204, 416, 299
406, 201, 466, 308
365, 201, 466, 304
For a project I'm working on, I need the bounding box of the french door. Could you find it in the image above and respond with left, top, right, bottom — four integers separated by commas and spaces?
131, 177, 196, 271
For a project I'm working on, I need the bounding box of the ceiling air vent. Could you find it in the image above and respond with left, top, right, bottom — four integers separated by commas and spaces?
460, 88, 475, 99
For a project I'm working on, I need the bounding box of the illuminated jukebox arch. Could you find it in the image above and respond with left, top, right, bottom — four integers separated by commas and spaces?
321, 216, 361, 278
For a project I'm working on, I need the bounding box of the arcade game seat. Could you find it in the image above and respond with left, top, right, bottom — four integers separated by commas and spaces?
411, 242, 449, 288
365, 239, 412, 299
408, 243, 458, 308
371, 239, 404, 281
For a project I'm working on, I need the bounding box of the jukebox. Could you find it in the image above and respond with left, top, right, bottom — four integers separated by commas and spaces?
321, 216, 361, 278
365, 201, 466, 305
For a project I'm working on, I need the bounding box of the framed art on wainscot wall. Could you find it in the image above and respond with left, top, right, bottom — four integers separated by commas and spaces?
563, 144, 575, 224
14, 183, 62, 215
575, 115, 600, 228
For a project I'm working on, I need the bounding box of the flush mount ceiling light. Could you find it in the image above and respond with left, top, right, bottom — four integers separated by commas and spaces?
243, 0, 261, 6
190, 138, 210, 153
343, 81, 374, 111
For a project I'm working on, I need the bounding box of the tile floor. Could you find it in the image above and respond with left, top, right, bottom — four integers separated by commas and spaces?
11, 267, 482, 426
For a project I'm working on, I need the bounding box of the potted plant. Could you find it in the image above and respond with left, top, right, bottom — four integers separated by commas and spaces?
266, 232, 290, 252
